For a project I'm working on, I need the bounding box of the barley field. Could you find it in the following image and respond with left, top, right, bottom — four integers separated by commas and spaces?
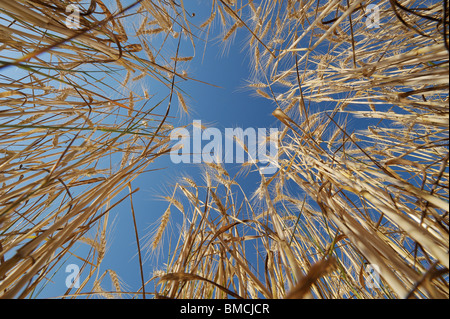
0, 0, 448, 299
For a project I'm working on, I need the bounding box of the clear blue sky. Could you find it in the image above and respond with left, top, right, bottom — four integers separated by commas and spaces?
101, 4, 281, 298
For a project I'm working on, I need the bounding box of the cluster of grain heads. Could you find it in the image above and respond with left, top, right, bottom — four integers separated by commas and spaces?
152, 164, 343, 299
0, 0, 196, 298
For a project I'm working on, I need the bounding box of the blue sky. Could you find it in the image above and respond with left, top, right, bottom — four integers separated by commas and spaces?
99, 7, 280, 298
